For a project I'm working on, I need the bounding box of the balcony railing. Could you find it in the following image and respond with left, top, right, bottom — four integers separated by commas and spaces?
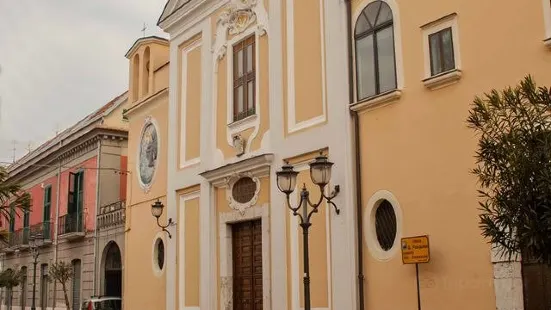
30, 221, 52, 241
7, 227, 30, 248
58, 212, 84, 236
97, 201, 126, 230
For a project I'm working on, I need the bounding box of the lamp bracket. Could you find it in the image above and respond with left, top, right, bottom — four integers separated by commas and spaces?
156, 217, 175, 239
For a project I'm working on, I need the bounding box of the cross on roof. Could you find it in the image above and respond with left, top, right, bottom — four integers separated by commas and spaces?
141, 23, 147, 38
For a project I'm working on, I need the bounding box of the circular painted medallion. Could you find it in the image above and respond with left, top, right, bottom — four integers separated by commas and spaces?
138, 118, 159, 189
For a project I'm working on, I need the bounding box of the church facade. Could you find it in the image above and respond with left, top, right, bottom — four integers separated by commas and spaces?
122, 0, 551, 309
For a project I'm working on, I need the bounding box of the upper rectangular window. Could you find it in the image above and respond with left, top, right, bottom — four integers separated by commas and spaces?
68, 171, 84, 214
429, 27, 455, 76
421, 13, 462, 88
233, 35, 256, 122
43, 185, 52, 222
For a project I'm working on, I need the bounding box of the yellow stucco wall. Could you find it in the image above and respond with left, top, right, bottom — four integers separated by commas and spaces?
182, 196, 200, 307
292, 0, 325, 125
123, 39, 169, 310
185, 47, 202, 162
250, 35, 271, 151
178, 35, 203, 169
351, 0, 551, 309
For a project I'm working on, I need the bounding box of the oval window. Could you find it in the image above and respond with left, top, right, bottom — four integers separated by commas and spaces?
232, 177, 257, 203
375, 200, 397, 251
155, 238, 165, 270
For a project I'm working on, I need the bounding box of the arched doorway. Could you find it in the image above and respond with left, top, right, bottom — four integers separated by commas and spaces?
102, 242, 122, 297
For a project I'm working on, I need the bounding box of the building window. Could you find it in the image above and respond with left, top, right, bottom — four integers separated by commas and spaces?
68, 171, 84, 215
375, 200, 397, 251
365, 190, 402, 261
132, 54, 140, 102
233, 35, 256, 122
43, 185, 52, 239
20, 266, 27, 309
421, 13, 461, 87
40, 264, 48, 310
354, 1, 397, 100
232, 177, 257, 204
153, 238, 165, 272
143, 47, 151, 96
71, 259, 82, 310
429, 28, 455, 76
9, 206, 15, 233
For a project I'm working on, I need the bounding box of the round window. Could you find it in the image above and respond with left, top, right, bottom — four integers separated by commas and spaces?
375, 200, 397, 251
155, 238, 165, 270
232, 177, 257, 203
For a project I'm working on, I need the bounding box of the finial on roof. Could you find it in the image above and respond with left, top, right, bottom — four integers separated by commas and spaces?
141, 22, 147, 38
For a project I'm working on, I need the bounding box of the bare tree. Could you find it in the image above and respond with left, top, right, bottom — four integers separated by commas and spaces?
49, 261, 73, 310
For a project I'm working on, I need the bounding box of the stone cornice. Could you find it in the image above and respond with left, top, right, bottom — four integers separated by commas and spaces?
125, 36, 169, 59
200, 153, 273, 187
8, 128, 128, 184
123, 88, 169, 118
159, 0, 228, 35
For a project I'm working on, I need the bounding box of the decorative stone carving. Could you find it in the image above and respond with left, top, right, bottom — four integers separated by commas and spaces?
224, 172, 261, 215
216, 43, 227, 61
232, 134, 245, 157
219, 0, 258, 36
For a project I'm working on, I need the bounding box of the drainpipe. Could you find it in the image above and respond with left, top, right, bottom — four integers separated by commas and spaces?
345, 1, 365, 310
92, 138, 102, 296
52, 139, 63, 309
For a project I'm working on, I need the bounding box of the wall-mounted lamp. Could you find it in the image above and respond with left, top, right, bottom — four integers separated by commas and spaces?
151, 199, 173, 238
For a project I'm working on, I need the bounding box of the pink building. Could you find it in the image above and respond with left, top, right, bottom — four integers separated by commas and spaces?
1, 92, 129, 310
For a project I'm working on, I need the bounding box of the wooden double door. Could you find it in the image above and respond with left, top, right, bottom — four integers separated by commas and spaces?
232, 219, 263, 310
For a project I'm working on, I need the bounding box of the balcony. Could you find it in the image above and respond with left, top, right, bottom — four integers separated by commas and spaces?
97, 200, 126, 230
58, 212, 85, 240
30, 222, 53, 245
1, 227, 30, 252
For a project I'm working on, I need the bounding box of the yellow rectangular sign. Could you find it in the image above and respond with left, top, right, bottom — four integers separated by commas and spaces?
401, 235, 430, 264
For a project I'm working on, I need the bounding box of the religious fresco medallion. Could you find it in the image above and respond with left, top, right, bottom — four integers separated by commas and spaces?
138, 117, 159, 189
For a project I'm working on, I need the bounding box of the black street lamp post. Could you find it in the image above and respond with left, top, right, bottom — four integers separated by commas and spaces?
29, 233, 43, 310
276, 153, 341, 310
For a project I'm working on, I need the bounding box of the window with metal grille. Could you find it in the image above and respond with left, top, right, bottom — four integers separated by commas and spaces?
375, 199, 397, 251
233, 35, 256, 122
232, 177, 257, 204
428, 27, 455, 76
156, 239, 165, 270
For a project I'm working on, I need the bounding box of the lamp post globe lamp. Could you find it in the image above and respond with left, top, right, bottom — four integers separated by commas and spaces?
275, 154, 340, 310
276, 163, 299, 194
309, 154, 333, 187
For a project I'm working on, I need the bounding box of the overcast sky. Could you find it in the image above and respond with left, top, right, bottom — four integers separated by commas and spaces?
0, 0, 168, 164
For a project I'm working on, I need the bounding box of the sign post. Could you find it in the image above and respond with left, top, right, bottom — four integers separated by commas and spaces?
401, 235, 430, 310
